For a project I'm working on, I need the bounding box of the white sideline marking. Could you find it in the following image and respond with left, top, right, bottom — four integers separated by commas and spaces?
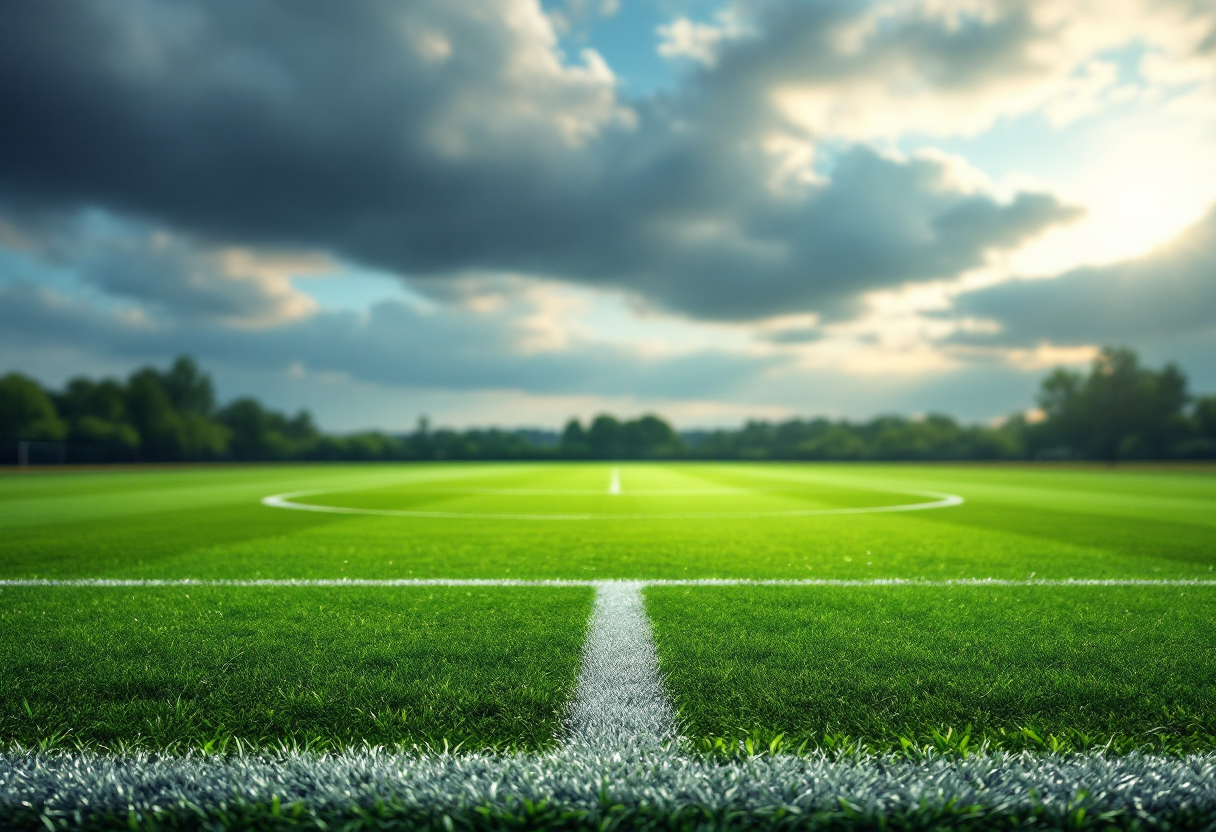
608, 468, 621, 495
3, 578, 1214, 588
260, 489, 965, 520
7, 748, 1216, 819
0, 578, 600, 587
567, 581, 675, 749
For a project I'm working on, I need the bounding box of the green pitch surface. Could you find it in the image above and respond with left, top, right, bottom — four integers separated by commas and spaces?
3, 462, 1214, 580
648, 583, 1216, 754
1, 462, 1214, 751
0, 585, 591, 751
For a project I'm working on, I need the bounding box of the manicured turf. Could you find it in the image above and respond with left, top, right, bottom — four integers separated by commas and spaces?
0, 585, 591, 751
1, 462, 1214, 752
1, 463, 1214, 580
647, 584, 1216, 753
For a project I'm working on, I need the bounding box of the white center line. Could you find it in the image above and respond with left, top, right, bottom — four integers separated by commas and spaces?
566, 581, 675, 751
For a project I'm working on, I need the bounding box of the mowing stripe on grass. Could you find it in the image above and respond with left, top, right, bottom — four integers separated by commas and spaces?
260, 489, 964, 519
566, 582, 675, 750
4, 578, 1215, 587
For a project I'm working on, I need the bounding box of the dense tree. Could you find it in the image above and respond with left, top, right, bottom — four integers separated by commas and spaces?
156, 356, 218, 417
559, 419, 590, 458
685, 412, 1024, 461
797, 425, 866, 460
2, 348, 1213, 463
1196, 395, 1216, 441
54, 378, 139, 454
218, 398, 318, 460
587, 414, 622, 459
0, 373, 66, 441
559, 414, 682, 459
1031, 348, 1195, 460
620, 415, 683, 458
126, 369, 228, 461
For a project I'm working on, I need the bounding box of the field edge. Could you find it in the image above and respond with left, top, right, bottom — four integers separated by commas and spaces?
3, 748, 1215, 831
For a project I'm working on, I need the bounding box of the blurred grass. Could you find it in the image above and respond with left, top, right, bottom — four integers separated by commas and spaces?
1, 462, 1214, 580
0, 585, 591, 751
647, 584, 1216, 754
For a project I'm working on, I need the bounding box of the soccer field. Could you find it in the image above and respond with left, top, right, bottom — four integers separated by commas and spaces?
3, 462, 1216, 829
2, 461, 1214, 754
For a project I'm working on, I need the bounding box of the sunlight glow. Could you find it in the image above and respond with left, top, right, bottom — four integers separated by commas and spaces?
1011, 119, 1216, 275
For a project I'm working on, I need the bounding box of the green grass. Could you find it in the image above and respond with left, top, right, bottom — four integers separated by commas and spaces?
2, 462, 1214, 581
0, 585, 591, 751
647, 584, 1216, 754
2, 461, 1215, 751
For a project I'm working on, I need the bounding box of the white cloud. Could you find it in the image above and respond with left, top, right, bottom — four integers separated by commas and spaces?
548, 0, 621, 37
733, 0, 1216, 142
413, 0, 633, 155
657, 13, 749, 66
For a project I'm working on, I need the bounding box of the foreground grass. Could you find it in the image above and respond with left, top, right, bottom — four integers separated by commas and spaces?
0, 586, 591, 751
648, 585, 1216, 754
4, 747, 1216, 831
2, 462, 1214, 755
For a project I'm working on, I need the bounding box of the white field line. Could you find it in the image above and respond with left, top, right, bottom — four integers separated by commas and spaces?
260, 489, 964, 520
6, 749, 1216, 821
0, 578, 600, 587
566, 582, 676, 750
608, 467, 621, 495
2, 578, 1214, 588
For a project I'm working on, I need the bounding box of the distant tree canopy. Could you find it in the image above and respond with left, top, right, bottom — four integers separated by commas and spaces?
1030, 348, 1197, 461
1, 348, 1214, 463
0, 373, 66, 444
560, 414, 683, 459
683, 412, 1026, 461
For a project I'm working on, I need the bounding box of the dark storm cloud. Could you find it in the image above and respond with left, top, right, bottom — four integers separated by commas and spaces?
0, 0, 1078, 322
762, 327, 822, 345
0, 210, 316, 325
0, 281, 780, 399
949, 208, 1216, 346
695, 0, 1044, 111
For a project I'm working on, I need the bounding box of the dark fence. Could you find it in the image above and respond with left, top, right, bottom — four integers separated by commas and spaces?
0, 441, 139, 466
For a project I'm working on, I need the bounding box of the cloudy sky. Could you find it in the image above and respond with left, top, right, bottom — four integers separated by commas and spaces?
2, 0, 1214, 430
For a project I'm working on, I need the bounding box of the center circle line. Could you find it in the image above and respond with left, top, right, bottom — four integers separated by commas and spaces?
260, 489, 964, 520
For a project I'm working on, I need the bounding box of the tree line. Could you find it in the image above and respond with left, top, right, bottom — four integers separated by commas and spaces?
1, 348, 1214, 463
